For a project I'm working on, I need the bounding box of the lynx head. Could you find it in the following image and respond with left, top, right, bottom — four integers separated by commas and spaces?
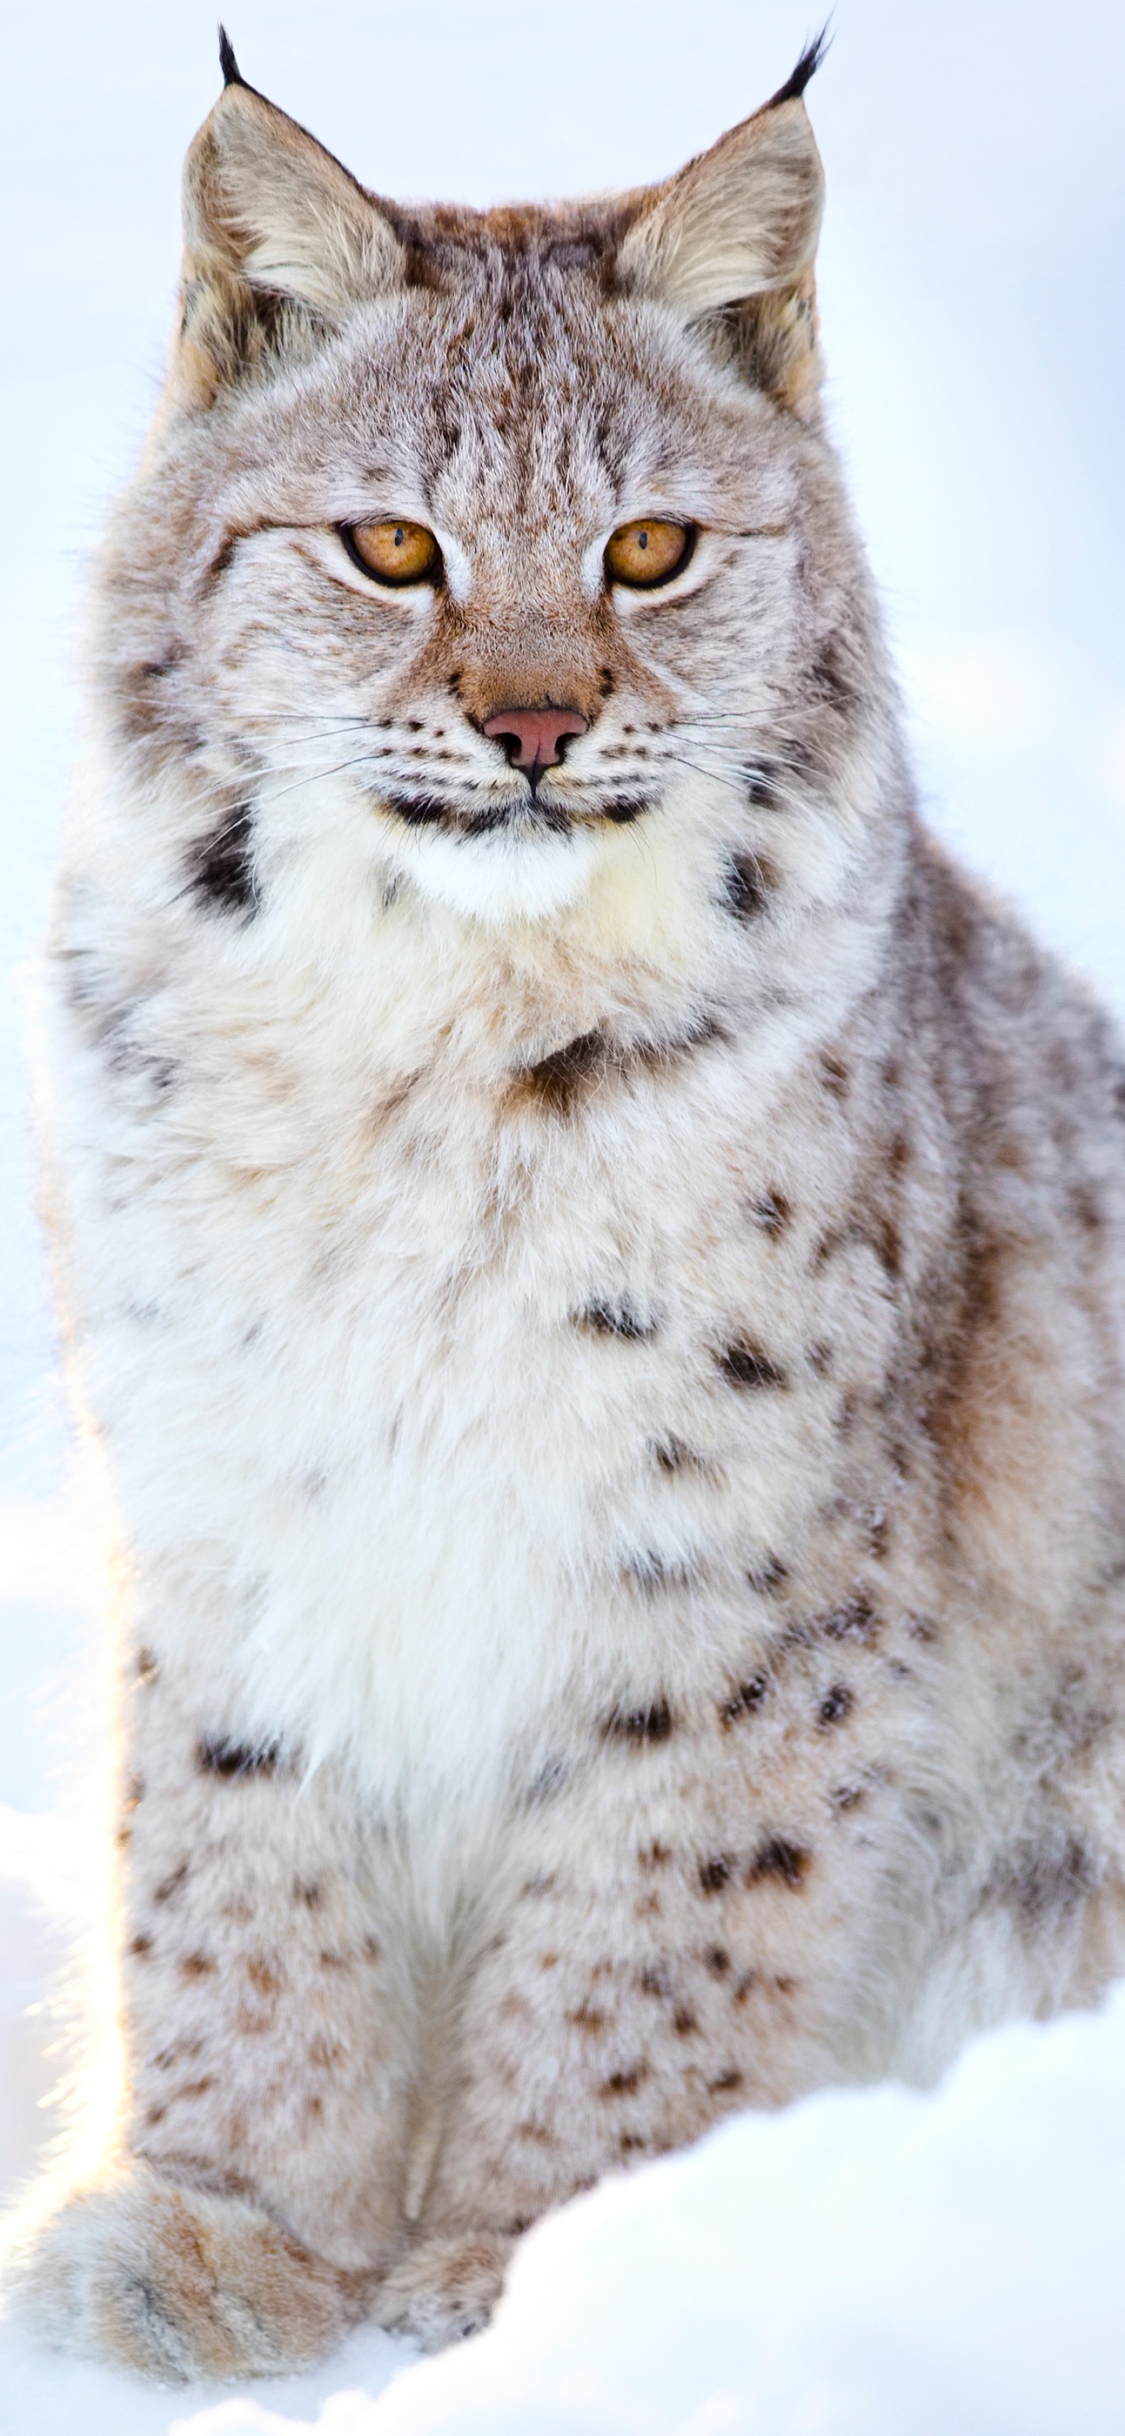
101, 31, 884, 935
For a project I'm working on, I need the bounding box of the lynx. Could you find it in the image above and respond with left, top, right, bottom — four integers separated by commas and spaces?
6, 27, 1125, 2382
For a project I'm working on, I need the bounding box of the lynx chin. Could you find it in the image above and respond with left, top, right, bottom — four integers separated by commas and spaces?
5, 26, 1125, 2383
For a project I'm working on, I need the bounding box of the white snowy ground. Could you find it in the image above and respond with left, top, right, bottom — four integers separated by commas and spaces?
1, 1, 1123, 2429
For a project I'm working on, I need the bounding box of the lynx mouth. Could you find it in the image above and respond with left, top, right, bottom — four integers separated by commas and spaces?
378, 788, 654, 837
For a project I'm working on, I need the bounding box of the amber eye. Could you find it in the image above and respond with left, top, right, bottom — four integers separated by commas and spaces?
604, 519, 693, 589
342, 519, 441, 585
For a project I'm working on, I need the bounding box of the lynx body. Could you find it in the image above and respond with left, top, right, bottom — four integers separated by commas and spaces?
8, 37, 1125, 2379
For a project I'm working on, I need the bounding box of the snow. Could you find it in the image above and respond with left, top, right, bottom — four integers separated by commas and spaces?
0, 0, 1122, 2429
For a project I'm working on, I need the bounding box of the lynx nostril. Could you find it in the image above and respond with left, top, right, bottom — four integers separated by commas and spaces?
483, 707, 588, 776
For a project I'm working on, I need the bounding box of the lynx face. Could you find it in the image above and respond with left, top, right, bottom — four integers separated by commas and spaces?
102, 46, 858, 927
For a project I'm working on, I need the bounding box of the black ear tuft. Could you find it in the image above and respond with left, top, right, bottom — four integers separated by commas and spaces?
218, 24, 244, 88
767, 23, 832, 109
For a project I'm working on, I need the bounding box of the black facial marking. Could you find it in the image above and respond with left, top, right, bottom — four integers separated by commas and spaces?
601, 796, 653, 824
746, 1837, 810, 1889
196, 1735, 280, 1779
717, 1339, 787, 1391
722, 851, 776, 923
189, 808, 259, 916
719, 1673, 768, 1728
818, 1683, 854, 1728
578, 1297, 658, 1341
604, 1698, 675, 1744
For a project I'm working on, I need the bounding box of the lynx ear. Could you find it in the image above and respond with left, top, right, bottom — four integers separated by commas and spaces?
177, 36, 404, 405
617, 41, 827, 412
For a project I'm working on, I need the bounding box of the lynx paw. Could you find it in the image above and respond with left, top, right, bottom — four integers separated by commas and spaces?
4, 2163, 366, 2381
376, 2228, 512, 2349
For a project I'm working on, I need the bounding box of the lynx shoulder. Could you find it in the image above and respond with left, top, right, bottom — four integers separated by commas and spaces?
6, 30, 1125, 2379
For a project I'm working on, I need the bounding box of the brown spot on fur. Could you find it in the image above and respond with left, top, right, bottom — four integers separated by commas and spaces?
818, 1683, 854, 1728
599, 2062, 650, 2097
722, 850, 776, 923
197, 1734, 280, 1778
747, 1555, 789, 1596
619, 2131, 647, 2154
638, 1964, 672, 1998
519, 2120, 558, 2146
319, 1950, 350, 1970
362, 1934, 382, 1962
719, 1673, 768, 1728
515, 1015, 725, 1114
992, 1835, 1099, 1923
539, 1952, 560, 1970
246, 1957, 282, 1996
672, 2008, 698, 2036
822, 1595, 878, 1644
699, 1854, 735, 1895
188, 807, 260, 917
175, 2076, 216, 2102
179, 1953, 216, 1978
621, 1551, 697, 1594
310, 2036, 343, 2068
651, 1434, 712, 1475
604, 1697, 675, 1743
748, 1191, 791, 1237
577, 1296, 658, 1342
129, 1933, 153, 1958
135, 1647, 159, 1683
709, 2068, 745, 2094
515, 1029, 610, 1113
154, 1862, 190, 1905
746, 1837, 810, 1889
717, 1339, 787, 1391
294, 1879, 323, 1909
820, 1051, 850, 1100
568, 2003, 608, 2034
639, 1841, 673, 1870
705, 1946, 731, 1978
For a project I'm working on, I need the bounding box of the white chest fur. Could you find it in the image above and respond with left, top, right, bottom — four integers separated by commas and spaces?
48, 768, 892, 1840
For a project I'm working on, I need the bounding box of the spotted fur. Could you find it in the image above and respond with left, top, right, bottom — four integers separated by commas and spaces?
8, 35, 1125, 2385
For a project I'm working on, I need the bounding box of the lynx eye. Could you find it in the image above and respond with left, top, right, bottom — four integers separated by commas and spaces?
605, 519, 693, 589
342, 519, 441, 586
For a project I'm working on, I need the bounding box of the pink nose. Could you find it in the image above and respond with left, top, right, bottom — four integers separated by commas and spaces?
483, 706, 588, 775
